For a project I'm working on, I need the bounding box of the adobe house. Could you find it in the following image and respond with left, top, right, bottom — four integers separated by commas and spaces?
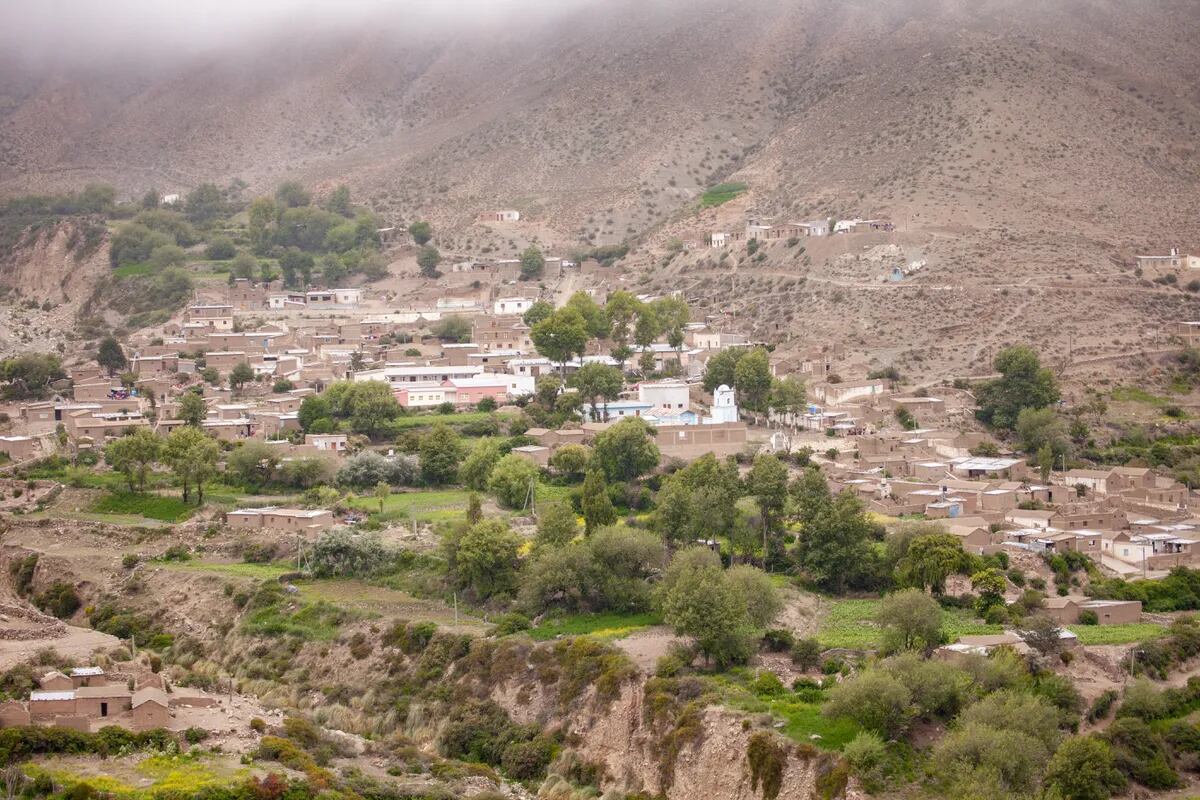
29, 691, 76, 720
69, 666, 108, 688
74, 685, 132, 720
0, 701, 29, 727
511, 445, 551, 467
38, 671, 73, 692
132, 687, 170, 731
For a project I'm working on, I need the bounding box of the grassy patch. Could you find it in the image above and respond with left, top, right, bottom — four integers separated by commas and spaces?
817, 598, 1001, 649
700, 181, 748, 208
1111, 386, 1172, 406
29, 752, 250, 798
112, 261, 155, 278
241, 599, 350, 641
393, 411, 510, 430
528, 611, 661, 641
1067, 622, 1166, 645
91, 492, 194, 522
297, 579, 485, 631
710, 672, 859, 749
348, 488, 472, 523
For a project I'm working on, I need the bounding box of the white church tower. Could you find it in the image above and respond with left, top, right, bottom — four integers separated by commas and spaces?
709, 384, 739, 424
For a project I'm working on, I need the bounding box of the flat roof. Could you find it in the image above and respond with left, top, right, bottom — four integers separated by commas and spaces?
30, 691, 74, 701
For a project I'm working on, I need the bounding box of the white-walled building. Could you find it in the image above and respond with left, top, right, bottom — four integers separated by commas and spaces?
637, 380, 690, 412
494, 297, 535, 315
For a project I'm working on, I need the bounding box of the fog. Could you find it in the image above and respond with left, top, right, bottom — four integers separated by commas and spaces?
0, 0, 596, 69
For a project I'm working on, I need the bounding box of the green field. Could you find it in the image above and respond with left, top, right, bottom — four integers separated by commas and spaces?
711, 673, 859, 749
111, 261, 155, 278
1067, 622, 1165, 645
817, 598, 1002, 650
349, 488, 473, 522
528, 611, 661, 641
91, 492, 195, 522
700, 181, 748, 208
393, 411, 511, 430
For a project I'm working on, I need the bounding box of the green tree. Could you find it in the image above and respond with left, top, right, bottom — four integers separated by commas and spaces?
231, 251, 258, 280
185, 183, 226, 224
229, 362, 255, 395
275, 181, 311, 208
1038, 443, 1055, 483
178, 391, 207, 427
433, 315, 472, 343
104, 428, 162, 492
149, 244, 187, 269
205, 236, 237, 260
976, 345, 1060, 430
459, 438, 503, 490
298, 395, 332, 432
1045, 735, 1126, 800
725, 564, 782, 628
531, 308, 589, 375
652, 477, 694, 547
571, 362, 624, 421
488, 454, 540, 510
564, 291, 610, 340
448, 518, 522, 600
408, 220, 432, 245
419, 423, 464, 485
535, 501, 579, 549
417, 245, 441, 278
522, 300, 553, 326
1016, 407, 1069, 456
823, 669, 913, 738
768, 375, 806, 421
520, 245, 545, 280
247, 196, 277, 251
703, 348, 745, 393
96, 336, 127, 377
373, 481, 390, 513
654, 296, 691, 364
581, 470, 617, 534
734, 348, 773, 416
163, 426, 220, 504
591, 417, 660, 482
746, 453, 789, 568
225, 440, 281, 489
326, 185, 352, 216
605, 291, 641, 369
971, 567, 1007, 611
656, 548, 757, 668
794, 488, 876, 593
876, 588, 943, 653
548, 444, 590, 480
895, 533, 972, 596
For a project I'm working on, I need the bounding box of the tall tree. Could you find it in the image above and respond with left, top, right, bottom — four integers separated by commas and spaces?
975, 345, 1060, 430
163, 426, 220, 504
734, 348, 773, 417
605, 291, 641, 370
592, 417, 660, 482
894, 533, 971, 596
104, 429, 161, 492
581, 470, 617, 534
794, 489, 876, 593
571, 362, 624, 421
178, 391, 207, 427
565, 292, 610, 341
531, 308, 589, 376
520, 245, 546, 281
96, 336, 127, 377
746, 453, 789, 569
703, 348, 745, 393
408, 221, 432, 245
522, 300, 554, 327
229, 362, 255, 395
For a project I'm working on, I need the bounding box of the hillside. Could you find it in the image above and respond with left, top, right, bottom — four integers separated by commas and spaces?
2, 0, 1200, 374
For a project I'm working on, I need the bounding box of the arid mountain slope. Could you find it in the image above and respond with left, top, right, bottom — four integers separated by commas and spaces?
1, 0, 1199, 376
2, 0, 1197, 245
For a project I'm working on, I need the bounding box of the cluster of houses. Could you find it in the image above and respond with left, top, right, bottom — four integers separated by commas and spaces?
2, 667, 171, 732
706, 216, 893, 249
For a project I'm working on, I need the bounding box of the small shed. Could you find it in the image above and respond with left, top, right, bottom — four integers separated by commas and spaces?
132, 687, 170, 731
39, 670, 73, 691
74, 685, 131, 719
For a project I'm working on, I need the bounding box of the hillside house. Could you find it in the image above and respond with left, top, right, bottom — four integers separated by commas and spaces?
479, 210, 520, 222
493, 297, 534, 315
226, 507, 335, 532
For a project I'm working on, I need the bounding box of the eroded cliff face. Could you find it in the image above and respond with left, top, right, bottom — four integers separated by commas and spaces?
495, 677, 855, 800
0, 218, 108, 308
